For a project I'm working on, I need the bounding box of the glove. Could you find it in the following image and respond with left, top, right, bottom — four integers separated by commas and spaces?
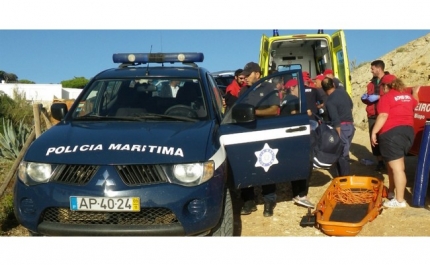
361, 93, 368, 101
367, 94, 380, 103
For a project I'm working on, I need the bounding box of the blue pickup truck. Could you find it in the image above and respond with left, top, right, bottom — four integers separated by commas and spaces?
13, 52, 312, 236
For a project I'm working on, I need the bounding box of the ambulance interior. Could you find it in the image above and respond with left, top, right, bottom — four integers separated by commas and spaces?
268, 38, 332, 79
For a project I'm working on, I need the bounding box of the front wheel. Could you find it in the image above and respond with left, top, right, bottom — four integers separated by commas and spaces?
209, 189, 233, 236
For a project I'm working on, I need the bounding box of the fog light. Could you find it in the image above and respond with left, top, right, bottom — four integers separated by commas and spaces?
187, 199, 207, 219
21, 198, 36, 215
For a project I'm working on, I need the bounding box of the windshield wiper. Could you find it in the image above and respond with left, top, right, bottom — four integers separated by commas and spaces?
74, 114, 198, 122
134, 113, 199, 122
73, 115, 135, 121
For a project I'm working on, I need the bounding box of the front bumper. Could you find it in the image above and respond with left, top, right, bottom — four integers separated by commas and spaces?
14, 172, 225, 236
37, 223, 209, 236
39, 223, 186, 236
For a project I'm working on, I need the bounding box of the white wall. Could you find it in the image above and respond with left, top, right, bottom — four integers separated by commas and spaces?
62, 88, 83, 99
0, 83, 83, 108
0, 83, 84, 100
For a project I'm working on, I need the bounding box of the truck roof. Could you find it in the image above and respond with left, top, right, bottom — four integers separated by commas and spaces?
94, 66, 205, 80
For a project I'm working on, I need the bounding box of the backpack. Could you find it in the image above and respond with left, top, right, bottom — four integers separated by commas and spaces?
311, 122, 344, 169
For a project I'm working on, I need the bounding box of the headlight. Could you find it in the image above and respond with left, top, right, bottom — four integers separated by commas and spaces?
18, 161, 54, 186
163, 161, 214, 186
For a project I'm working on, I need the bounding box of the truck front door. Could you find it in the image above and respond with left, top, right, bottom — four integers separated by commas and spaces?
219, 70, 312, 189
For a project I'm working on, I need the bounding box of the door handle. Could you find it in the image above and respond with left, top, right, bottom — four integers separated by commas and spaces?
286, 126, 307, 133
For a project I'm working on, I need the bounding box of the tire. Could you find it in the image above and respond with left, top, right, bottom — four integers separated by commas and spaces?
209, 189, 233, 236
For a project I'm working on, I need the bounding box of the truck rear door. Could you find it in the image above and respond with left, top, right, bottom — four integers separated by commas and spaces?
331, 30, 352, 95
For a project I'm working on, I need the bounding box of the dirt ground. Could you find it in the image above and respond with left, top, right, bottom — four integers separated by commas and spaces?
2, 127, 430, 237
234, 127, 430, 237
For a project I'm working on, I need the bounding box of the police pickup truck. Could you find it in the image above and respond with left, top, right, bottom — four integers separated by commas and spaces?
14, 52, 313, 236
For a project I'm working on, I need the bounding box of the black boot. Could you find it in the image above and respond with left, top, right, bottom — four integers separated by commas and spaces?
263, 201, 276, 217
241, 200, 257, 215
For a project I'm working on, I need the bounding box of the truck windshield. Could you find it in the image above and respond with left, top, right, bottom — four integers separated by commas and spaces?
71, 78, 208, 121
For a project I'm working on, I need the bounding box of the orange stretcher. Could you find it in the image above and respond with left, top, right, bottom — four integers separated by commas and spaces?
314, 176, 386, 236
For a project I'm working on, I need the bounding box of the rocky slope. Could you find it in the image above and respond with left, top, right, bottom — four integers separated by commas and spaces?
350, 32, 430, 131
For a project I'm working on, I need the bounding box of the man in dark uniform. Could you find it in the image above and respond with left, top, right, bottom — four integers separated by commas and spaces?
321, 77, 355, 176
303, 76, 324, 122
239, 62, 280, 217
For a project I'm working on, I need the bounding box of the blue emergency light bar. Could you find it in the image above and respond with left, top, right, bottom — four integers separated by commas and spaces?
112, 52, 204, 64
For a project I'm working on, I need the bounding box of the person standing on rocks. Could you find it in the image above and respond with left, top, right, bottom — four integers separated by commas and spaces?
361, 60, 389, 172
371, 74, 420, 208
321, 77, 355, 177
239, 62, 280, 217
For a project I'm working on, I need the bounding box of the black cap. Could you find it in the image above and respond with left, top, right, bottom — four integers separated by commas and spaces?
241, 62, 261, 76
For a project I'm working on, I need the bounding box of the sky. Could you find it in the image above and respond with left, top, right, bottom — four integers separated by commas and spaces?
1, 29, 430, 84
1, 1, 430, 84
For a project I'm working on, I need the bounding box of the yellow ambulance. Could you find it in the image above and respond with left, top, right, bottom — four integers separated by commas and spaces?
259, 30, 352, 96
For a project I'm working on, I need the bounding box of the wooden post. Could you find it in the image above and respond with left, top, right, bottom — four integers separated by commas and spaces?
41, 109, 52, 130
0, 129, 36, 199
33, 104, 42, 138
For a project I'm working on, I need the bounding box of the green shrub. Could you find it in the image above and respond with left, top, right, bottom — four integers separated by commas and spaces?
0, 194, 14, 226
0, 118, 32, 160
61, 76, 89, 88
396, 47, 406, 52
0, 89, 33, 128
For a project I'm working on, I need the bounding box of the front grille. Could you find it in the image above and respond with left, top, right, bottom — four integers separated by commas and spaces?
42, 207, 179, 225
52, 165, 99, 185
116, 165, 168, 185
50, 164, 168, 186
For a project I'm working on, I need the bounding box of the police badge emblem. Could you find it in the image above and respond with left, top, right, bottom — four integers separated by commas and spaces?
254, 143, 279, 172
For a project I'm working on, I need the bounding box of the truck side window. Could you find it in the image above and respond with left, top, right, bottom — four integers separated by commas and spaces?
241, 81, 280, 118
207, 74, 224, 117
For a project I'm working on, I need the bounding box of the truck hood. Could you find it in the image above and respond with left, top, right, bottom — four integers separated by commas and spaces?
24, 121, 215, 165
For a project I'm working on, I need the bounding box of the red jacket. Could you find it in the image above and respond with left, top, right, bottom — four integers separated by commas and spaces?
225, 80, 242, 97
362, 76, 386, 118
224, 80, 243, 110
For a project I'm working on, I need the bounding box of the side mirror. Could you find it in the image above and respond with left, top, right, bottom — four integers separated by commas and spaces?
232, 103, 255, 123
51, 103, 68, 121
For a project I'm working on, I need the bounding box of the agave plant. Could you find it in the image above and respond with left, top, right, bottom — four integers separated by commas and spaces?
0, 118, 32, 160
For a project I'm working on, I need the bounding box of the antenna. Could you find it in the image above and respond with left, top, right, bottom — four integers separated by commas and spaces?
146, 45, 152, 76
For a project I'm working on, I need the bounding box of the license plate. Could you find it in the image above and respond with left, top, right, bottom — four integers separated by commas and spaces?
70, 196, 140, 212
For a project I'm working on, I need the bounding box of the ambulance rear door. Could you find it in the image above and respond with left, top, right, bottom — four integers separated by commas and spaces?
331, 30, 352, 96
259, 34, 270, 77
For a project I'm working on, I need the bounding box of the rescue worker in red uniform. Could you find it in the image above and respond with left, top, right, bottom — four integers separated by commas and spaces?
361, 60, 389, 172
